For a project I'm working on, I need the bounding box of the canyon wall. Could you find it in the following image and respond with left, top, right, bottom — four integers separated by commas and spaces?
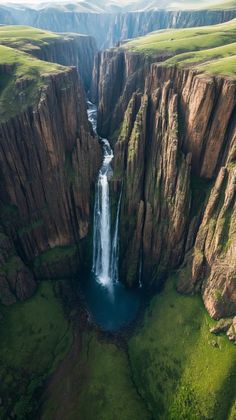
29, 34, 97, 91
1, 6, 236, 48
0, 61, 101, 305
96, 49, 236, 319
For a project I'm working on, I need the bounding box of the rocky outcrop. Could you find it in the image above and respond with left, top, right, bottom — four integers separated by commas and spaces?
210, 318, 233, 334
211, 316, 236, 344
227, 316, 236, 343
0, 65, 101, 303
1, 5, 236, 48
96, 48, 236, 318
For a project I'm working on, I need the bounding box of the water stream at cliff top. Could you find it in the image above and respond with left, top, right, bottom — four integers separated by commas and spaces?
81, 102, 141, 331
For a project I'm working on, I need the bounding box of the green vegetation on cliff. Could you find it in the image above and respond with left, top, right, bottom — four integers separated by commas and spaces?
128, 279, 236, 419
0, 281, 72, 419
125, 19, 236, 77
0, 45, 68, 122
0, 25, 59, 52
33, 245, 77, 268
0, 25, 89, 53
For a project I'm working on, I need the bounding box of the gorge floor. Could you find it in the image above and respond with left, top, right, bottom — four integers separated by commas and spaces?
39, 275, 236, 420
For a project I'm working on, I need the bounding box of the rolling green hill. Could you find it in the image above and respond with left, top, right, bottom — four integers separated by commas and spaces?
0, 44, 68, 122
0, 25, 59, 52
125, 19, 236, 77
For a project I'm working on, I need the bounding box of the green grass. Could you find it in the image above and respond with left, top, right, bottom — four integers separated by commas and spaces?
197, 54, 236, 76
128, 279, 236, 419
42, 330, 150, 420
0, 44, 68, 122
0, 281, 72, 419
124, 19, 236, 77
33, 245, 77, 268
0, 25, 59, 52
165, 42, 236, 76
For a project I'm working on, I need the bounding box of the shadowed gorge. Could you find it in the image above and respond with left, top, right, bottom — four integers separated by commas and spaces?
0, 6, 235, 420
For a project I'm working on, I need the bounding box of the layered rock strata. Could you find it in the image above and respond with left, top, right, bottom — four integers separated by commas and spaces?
96, 48, 236, 319
0, 64, 101, 304
30, 34, 97, 91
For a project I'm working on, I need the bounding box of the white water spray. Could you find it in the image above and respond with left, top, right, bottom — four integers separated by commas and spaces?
88, 102, 121, 288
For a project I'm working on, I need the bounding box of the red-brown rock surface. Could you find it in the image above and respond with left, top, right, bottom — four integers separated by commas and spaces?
0, 63, 101, 303
96, 48, 236, 318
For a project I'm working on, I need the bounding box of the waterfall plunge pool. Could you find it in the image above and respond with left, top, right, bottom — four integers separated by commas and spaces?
80, 102, 143, 332
81, 273, 142, 331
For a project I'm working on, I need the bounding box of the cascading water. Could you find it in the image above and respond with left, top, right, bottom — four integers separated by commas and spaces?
83, 102, 141, 331
92, 139, 114, 286
88, 102, 120, 288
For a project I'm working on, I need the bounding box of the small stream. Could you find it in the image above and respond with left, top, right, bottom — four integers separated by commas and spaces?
81, 102, 142, 331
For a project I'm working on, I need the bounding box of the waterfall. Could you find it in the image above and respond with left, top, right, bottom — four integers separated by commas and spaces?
88, 102, 121, 288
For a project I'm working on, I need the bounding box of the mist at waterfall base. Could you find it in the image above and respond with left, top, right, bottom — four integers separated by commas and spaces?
81, 103, 142, 332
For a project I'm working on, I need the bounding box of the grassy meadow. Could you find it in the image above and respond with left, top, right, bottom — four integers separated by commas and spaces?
125, 19, 236, 77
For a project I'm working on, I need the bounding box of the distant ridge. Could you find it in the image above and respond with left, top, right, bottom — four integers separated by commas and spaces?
0, 0, 234, 13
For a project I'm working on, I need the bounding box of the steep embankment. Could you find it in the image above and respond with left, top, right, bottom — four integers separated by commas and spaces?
0, 32, 101, 305
95, 20, 236, 321
0, 26, 96, 90
1, 3, 236, 48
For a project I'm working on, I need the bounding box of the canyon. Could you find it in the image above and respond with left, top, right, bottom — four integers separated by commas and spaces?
0, 5, 235, 420
0, 1, 236, 48
0, 27, 101, 305
95, 22, 236, 321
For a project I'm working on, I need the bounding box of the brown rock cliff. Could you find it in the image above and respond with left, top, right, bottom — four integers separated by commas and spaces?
96, 49, 236, 318
0, 65, 101, 303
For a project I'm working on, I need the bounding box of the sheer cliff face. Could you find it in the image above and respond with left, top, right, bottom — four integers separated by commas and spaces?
29, 35, 97, 92
1, 6, 236, 48
0, 66, 101, 305
96, 49, 236, 319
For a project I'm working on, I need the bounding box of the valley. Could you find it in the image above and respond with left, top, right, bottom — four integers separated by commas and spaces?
0, 2, 235, 419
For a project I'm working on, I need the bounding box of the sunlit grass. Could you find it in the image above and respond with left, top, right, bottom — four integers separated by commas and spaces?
125, 19, 236, 77
129, 279, 236, 419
